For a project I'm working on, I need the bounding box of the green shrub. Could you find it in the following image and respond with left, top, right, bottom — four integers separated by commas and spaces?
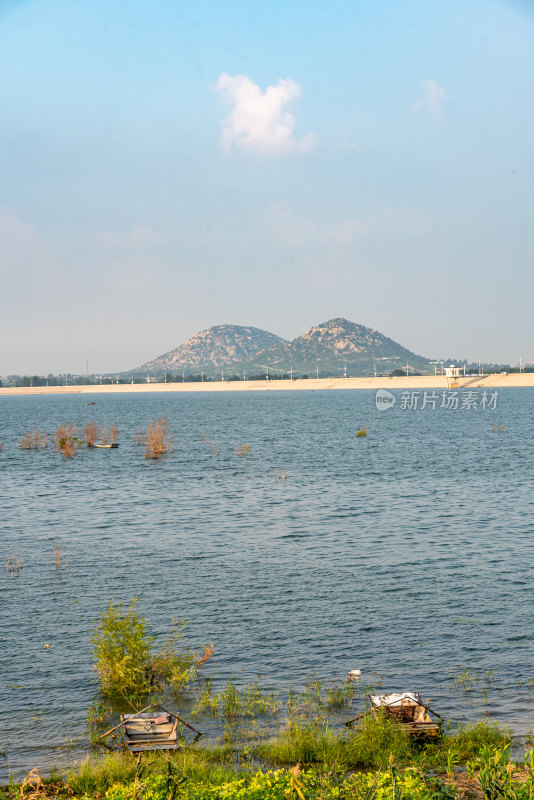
90, 599, 213, 699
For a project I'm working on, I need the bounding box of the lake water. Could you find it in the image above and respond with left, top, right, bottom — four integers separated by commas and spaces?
1, 387, 534, 779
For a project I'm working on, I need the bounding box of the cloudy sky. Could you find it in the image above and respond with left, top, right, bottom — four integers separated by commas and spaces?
1, 0, 533, 373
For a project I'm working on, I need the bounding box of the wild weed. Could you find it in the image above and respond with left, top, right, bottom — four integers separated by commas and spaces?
192, 681, 273, 719
5, 551, 23, 573
83, 421, 99, 447
52, 424, 81, 457
145, 418, 174, 458
234, 443, 251, 456
51, 540, 67, 570
19, 430, 47, 450
325, 680, 355, 710
466, 743, 534, 800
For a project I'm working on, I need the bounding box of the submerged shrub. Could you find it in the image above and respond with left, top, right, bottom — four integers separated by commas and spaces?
144, 418, 174, 458
19, 430, 47, 450
52, 423, 81, 457
83, 422, 99, 447
90, 599, 213, 699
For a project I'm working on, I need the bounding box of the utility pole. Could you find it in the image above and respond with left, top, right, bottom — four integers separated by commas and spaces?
316, 362, 319, 379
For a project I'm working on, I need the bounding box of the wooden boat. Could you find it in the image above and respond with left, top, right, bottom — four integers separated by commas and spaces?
368, 692, 441, 737
95, 443, 119, 448
120, 712, 179, 752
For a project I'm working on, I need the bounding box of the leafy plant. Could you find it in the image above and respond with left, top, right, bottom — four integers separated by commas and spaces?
466, 745, 534, 800
90, 599, 153, 697
90, 599, 213, 699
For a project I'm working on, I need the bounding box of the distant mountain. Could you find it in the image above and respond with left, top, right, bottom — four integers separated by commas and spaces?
131, 317, 431, 377
134, 324, 287, 376
248, 317, 430, 375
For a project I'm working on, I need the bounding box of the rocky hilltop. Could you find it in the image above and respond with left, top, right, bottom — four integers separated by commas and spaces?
133, 317, 431, 377
136, 324, 287, 375
249, 317, 430, 375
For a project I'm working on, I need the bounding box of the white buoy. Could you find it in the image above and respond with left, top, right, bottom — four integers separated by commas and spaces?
348, 669, 361, 679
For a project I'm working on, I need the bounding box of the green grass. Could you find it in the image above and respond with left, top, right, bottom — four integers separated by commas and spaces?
3, 715, 514, 800
192, 680, 277, 719
253, 711, 510, 772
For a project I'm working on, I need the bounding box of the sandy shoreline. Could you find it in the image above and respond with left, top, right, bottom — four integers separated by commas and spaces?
1, 373, 533, 396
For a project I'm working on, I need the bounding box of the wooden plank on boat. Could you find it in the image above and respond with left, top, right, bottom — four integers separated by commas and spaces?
120, 712, 179, 753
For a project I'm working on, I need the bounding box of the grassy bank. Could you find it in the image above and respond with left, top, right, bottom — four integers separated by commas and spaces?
3, 715, 522, 800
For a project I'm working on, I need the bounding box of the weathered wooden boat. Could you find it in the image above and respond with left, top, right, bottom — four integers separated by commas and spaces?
120, 712, 179, 752
369, 692, 441, 737
95, 443, 119, 448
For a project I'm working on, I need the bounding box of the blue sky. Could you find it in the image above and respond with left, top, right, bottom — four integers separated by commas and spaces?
1, 0, 533, 373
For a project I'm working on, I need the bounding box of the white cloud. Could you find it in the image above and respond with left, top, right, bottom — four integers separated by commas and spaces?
414, 79, 446, 120
216, 73, 315, 156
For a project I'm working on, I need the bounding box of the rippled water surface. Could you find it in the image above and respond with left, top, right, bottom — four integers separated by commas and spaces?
1, 388, 534, 779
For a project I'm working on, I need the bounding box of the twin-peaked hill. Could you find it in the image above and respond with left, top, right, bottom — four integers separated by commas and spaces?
133, 318, 431, 377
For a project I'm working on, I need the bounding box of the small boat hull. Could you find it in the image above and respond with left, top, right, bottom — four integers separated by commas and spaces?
95, 443, 119, 448
121, 712, 178, 753
369, 693, 441, 737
